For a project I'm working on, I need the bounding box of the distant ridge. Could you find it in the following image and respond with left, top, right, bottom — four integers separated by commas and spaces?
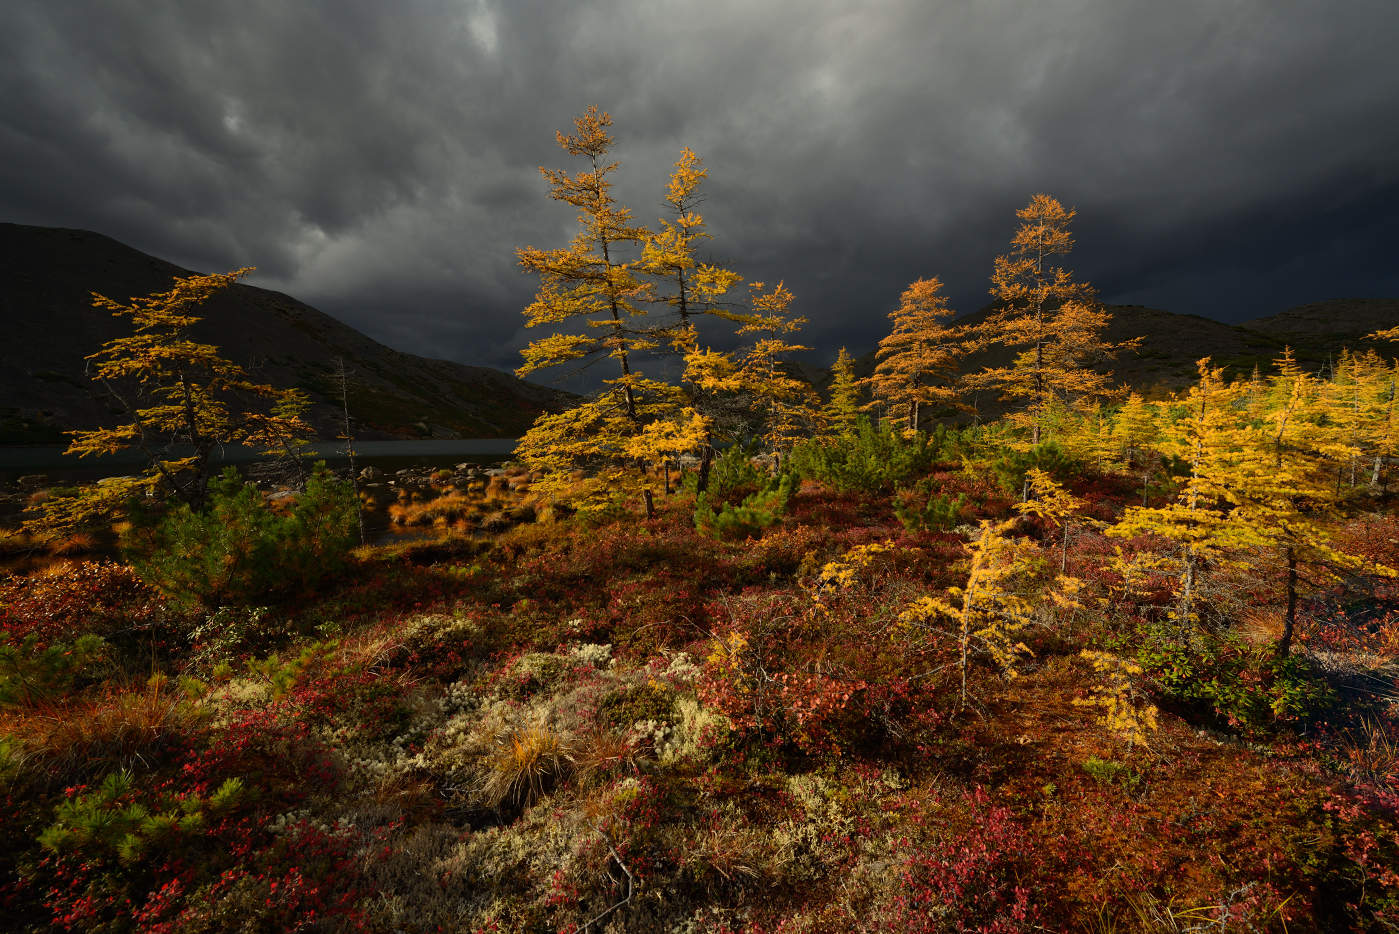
0, 223, 572, 443
814, 299, 1399, 403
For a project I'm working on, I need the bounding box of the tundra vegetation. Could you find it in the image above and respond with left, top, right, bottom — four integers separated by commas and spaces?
1, 109, 1398, 932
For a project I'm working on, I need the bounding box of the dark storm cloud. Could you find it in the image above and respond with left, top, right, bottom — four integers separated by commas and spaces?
3, 0, 1396, 375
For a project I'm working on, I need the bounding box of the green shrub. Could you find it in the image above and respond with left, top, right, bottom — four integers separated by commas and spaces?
0, 632, 110, 705
1133, 626, 1335, 732
694, 474, 793, 540
894, 479, 966, 533
1081, 756, 1142, 791
788, 417, 960, 493
184, 606, 294, 668
682, 442, 764, 502
123, 464, 358, 609
38, 768, 244, 864
989, 441, 1081, 496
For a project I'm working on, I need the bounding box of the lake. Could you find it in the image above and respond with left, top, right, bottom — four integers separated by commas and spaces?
0, 439, 518, 484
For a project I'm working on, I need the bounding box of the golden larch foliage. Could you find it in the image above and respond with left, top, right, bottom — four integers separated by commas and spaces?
967, 195, 1138, 445
864, 276, 963, 433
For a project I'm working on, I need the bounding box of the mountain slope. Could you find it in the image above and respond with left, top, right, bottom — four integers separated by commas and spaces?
0, 223, 571, 442
813, 299, 1399, 409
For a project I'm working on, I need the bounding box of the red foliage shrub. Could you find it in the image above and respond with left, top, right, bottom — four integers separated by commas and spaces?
0, 561, 169, 650
862, 786, 1042, 933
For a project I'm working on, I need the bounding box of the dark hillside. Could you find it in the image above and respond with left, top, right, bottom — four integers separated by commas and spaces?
0, 223, 571, 442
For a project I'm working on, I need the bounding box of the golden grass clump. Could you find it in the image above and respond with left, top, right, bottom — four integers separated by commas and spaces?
1, 683, 205, 784
478, 719, 574, 808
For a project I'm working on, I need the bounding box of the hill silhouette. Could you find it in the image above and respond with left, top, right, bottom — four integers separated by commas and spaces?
0, 223, 571, 443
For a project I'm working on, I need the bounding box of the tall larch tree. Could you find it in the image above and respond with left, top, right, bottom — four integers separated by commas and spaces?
31, 268, 312, 536
641, 147, 747, 492
968, 195, 1135, 445
735, 281, 820, 466
640, 147, 743, 328
513, 106, 698, 515
1327, 348, 1398, 489
1230, 350, 1394, 654
864, 276, 963, 433
1110, 359, 1261, 629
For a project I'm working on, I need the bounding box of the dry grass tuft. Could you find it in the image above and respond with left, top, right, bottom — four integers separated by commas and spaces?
1, 683, 204, 784
1237, 607, 1283, 646
477, 719, 574, 808
572, 728, 640, 785
1340, 716, 1399, 786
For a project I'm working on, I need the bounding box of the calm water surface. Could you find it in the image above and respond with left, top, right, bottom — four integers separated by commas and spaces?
0, 440, 518, 483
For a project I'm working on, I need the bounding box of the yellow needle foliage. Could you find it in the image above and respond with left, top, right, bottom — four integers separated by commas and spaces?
898, 516, 1045, 706
1111, 359, 1262, 627
1325, 348, 1398, 489
514, 107, 712, 513
735, 281, 821, 461
1016, 467, 1090, 574
640, 147, 742, 326
864, 276, 963, 433
967, 195, 1137, 445
31, 268, 312, 536
1074, 650, 1159, 749
515, 106, 654, 399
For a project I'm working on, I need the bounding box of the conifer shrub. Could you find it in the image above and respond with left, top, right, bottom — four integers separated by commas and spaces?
682, 442, 764, 502
694, 475, 793, 540
894, 479, 967, 533
788, 417, 963, 493
0, 632, 110, 706
989, 441, 1081, 496
123, 464, 358, 609
38, 768, 245, 864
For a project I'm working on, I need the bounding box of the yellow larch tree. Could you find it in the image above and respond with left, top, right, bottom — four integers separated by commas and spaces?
513, 106, 697, 515
640, 147, 743, 327
1229, 349, 1394, 654
968, 194, 1136, 445
1016, 466, 1089, 574
1110, 359, 1262, 629
898, 515, 1044, 707
1326, 348, 1398, 490
1112, 392, 1163, 502
864, 276, 963, 433
640, 147, 748, 492
734, 281, 821, 465
30, 268, 312, 536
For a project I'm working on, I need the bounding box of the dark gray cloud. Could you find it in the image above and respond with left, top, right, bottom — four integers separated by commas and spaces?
3, 0, 1396, 377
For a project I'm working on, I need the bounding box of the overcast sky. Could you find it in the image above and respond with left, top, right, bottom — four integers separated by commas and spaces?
3, 0, 1396, 381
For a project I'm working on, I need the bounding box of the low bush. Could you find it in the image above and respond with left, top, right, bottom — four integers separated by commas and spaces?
683, 442, 764, 503
1133, 625, 1336, 732
894, 480, 966, 532
989, 441, 1082, 497
0, 632, 110, 705
694, 475, 794, 540
788, 417, 961, 494
123, 464, 358, 609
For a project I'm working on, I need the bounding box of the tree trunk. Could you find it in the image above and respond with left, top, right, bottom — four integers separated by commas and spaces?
1178, 546, 1196, 634
642, 489, 655, 520
334, 357, 367, 546
696, 432, 715, 495
1276, 546, 1298, 657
